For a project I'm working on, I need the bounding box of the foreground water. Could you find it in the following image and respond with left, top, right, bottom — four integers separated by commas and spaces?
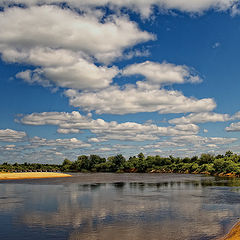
1, 173, 240, 240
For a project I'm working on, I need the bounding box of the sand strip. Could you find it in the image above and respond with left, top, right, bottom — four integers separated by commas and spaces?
0, 172, 72, 180
219, 221, 240, 240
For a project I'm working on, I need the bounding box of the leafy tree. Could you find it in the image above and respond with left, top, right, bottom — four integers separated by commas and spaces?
198, 153, 214, 165
225, 150, 233, 158
62, 159, 72, 166
109, 154, 126, 172
213, 158, 225, 173
138, 153, 145, 161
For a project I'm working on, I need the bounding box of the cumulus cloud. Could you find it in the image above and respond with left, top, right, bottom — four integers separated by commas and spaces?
18, 111, 200, 142
16, 59, 119, 90
0, 135, 93, 163
88, 138, 103, 143
3, 145, 16, 151
169, 111, 240, 125
123, 61, 201, 86
232, 111, 240, 120
169, 112, 231, 125
171, 135, 238, 146
65, 83, 216, 115
29, 136, 91, 149
0, 5, 153, 63
152, 0, 238, 14
0, 0, 238, 17
143, 135, 238, 156
0, 129, 27, 142
0, 4, 153, 90
140, 134, 239, 158
4, 46, 120, 90
0, 3, 218, 117
0, 136, 94, 163
225, 122, 240, 132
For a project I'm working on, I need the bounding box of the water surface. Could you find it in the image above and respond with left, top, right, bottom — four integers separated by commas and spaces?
1, 173, 240, 240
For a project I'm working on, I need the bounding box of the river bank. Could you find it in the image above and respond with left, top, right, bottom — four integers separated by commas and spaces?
218, 222, 240, 240
219, 221, 240, 240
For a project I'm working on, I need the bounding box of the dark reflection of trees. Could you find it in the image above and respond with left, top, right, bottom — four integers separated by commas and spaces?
78, 184, 91, 191
90, 183, 102, 191
129, 182, 146, 191
112, 182, 125, 189
78, 183, 106, 191
200, 177, 240, 187
76, 178, 240, 193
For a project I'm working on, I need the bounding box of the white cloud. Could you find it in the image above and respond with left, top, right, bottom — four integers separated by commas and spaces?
0, 129, 27, 142
154, 149, 162, 153
65, 83, 216, 115
232, 111, 240, 120
169, 112, 231, 124
155, 0, 238, 14
29, 136, 91, 149
171, 135, 238, 146
88, 138, 103, 143
5, 47, 119, 90
99, 147, 112, 152
18, 111, 200, 142
0, 3, 218, 117
0, 5, 154, 90
143, 141, 186, 149
16, 59, 119, 90
4, 145, 16, 151
225, 122, 240, 132
0, 135, 92, 163
1, 47, 81, 67
123, 61, 201, 86
0, 0, 238, 17
18, 111, 93, 126
0, 5, 154, 64
122, 49, 151, 60
143, 135, 238, 157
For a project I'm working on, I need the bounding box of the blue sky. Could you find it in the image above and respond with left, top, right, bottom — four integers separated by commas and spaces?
0, 0, 240, 163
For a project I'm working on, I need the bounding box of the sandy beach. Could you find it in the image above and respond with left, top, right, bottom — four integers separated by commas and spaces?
0, 172, 72, 180
219, 221, 240, 240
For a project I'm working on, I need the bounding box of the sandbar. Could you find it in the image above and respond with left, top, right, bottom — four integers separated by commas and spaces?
219, 221, 240, 240
0, 172, 72, 180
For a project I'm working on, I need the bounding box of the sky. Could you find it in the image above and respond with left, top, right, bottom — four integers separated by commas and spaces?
1, 0, 240, 164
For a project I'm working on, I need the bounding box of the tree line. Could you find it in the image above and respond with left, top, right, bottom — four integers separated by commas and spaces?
2, 151, 240, 177
0, 162, 61, 173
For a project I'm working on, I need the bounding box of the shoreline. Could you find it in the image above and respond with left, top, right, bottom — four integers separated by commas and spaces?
218, 221, 240, 240
0, 172, 72, 180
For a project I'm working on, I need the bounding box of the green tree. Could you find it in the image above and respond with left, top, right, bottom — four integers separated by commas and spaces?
225, 150, 233, 158
198, 153, 214, 165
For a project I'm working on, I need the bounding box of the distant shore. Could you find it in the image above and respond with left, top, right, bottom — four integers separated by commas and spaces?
0, 172, 72, 180
219, 221, 240, 240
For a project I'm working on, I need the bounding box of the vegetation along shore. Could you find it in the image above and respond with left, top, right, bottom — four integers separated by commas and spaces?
1, 151, 240, 177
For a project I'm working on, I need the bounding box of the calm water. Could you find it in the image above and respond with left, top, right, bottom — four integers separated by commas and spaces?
1, 173, 240, 240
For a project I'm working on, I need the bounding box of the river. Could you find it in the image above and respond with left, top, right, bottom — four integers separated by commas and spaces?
1, 173, 240, 240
